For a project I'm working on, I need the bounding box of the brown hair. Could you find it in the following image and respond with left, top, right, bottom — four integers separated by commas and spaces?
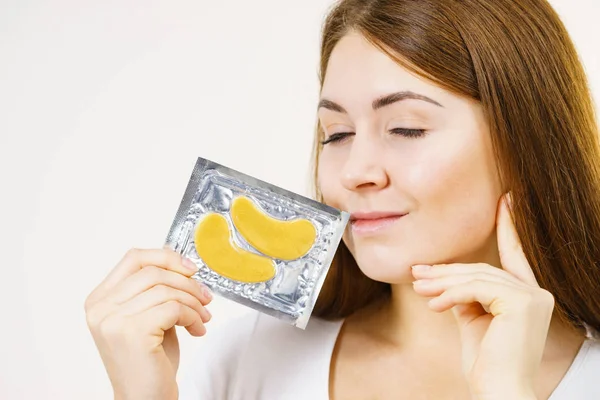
312, 0, 600, 334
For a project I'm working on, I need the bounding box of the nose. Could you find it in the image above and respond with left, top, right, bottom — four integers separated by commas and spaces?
340, 135, 389, 191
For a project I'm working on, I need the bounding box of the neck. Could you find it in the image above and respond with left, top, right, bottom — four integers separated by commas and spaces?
359, 246, 585, 359
373, 240, 502, 349
375, 283, 461, 349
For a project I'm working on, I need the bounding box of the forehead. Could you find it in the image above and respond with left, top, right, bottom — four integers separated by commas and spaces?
321, 32, 452, 106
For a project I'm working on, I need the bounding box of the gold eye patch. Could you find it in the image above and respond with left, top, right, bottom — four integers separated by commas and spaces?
194, 213, 276, 283
230, 196, 317, 260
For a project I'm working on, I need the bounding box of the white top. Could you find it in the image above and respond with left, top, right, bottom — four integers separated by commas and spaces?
178, 312, 600, 400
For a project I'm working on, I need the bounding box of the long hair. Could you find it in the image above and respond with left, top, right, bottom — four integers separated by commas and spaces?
312, 0, 600, 334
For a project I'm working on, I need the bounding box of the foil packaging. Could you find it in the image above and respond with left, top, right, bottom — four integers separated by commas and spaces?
165, 157, 349, 329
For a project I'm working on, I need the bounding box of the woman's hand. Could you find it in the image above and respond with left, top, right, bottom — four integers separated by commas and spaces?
85, 248, 213, 400
411, 194, 554, 400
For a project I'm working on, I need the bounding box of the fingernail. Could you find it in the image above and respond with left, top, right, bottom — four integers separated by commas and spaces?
505, 192, 513, 210
428, 298, 440, 309
411, 265, 431, 273
196, 281, 212, 300
412, 279, 428, 286
182, 257, 198, 271
202, 286, 213, 301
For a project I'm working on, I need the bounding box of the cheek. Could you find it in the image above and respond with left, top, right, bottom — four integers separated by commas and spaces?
406, 127, 500, 204
316, 150, 343, 206
403, 132, 501, 257
410, 157, 496, 210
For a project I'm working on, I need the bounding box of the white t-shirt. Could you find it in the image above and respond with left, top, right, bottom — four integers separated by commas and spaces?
178, 312, 600, 400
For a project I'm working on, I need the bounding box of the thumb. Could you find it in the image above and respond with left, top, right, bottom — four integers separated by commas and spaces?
450, 303, 486, 376
496, 193, 538, 287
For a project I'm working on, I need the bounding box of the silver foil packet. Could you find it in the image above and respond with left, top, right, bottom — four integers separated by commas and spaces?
165, 157, 349, 329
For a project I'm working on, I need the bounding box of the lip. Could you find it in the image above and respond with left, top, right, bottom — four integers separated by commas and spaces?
349, 211, 407, 235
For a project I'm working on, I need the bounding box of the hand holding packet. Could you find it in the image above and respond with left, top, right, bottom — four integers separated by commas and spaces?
165, 157, 349, 329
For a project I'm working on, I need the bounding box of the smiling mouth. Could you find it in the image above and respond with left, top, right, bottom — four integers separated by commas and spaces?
349, 213, 407, 234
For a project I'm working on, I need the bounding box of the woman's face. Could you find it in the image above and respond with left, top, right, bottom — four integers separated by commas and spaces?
317, 32, 503, 284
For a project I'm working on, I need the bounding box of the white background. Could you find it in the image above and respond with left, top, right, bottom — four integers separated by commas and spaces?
1, 1, 598, 399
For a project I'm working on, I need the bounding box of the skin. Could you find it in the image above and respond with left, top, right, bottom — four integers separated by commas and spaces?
85, 248, 213, 400
318, 32, 585, 400
85, 30, 585, 400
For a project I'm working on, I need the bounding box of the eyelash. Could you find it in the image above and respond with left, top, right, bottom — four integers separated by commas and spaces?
320, 128, 427, 145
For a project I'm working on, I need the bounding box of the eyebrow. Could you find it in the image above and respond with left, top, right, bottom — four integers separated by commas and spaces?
318, 90, 444, 113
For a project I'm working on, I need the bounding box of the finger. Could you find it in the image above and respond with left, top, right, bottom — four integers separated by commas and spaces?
450, 303, 488, 325
88, 248, 199, 306
427, 280, 531, 315
413, 272, 519, 298
496, 193, 539, 287
118, 284, 211, 323
106, 265, 213, 306
450, 302, 488, 376
138, 300, 207, 337
411, 263, 525, 287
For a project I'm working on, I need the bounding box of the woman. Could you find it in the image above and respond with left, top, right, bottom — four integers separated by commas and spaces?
85, 0, 600, 398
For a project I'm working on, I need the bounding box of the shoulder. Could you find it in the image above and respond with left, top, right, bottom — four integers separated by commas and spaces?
178, 311, 343, 400
551, 338, 600, 400
574, 338, 600, 381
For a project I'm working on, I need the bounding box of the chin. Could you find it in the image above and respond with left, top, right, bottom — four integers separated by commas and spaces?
349, 247, 419, 284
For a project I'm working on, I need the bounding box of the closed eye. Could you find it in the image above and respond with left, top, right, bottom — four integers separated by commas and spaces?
320, 132, 354, 145
321, 128, 427, 145
389, 128, 427, 138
